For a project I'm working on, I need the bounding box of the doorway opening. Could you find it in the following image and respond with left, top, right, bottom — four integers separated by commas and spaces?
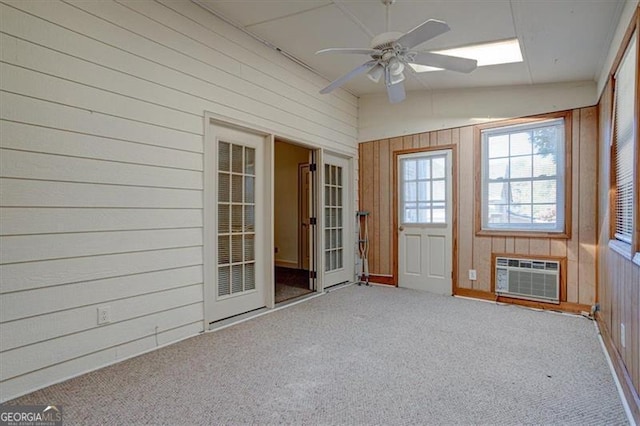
274, 140, 315, 303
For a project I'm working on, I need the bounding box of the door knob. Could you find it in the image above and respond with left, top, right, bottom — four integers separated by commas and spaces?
398, 225, 404, 232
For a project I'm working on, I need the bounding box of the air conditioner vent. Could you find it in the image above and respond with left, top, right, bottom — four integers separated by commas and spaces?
495, 257, 560, 304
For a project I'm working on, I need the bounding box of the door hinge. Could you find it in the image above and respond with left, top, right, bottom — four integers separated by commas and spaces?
309, 163, 317, 172
309, 270, 317, 279
309, 217, 317, 225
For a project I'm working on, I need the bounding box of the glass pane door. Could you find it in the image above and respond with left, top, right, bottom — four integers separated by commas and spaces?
324, 164, 343, 272
400, 154, 448, 224
217, 141, 256, 297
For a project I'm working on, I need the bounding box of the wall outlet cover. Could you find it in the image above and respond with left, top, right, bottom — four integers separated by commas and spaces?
469, 269, 477, 281
97, 306, 112, 325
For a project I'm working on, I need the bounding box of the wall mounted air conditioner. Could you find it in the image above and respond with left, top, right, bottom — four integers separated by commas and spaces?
495, 257, 560, 304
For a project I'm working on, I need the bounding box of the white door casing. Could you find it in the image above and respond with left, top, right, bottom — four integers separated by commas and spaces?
397, 149, 453, 295
322, 153, 354, 288
205, 122, 268, 323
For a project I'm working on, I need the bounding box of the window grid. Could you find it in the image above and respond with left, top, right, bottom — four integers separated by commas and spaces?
481, 118, 565, 232
217, 141, 256, 297
324, 164, 344, 272
401, 155, 447, 224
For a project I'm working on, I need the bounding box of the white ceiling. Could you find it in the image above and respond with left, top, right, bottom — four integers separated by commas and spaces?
198, 0, 625, 96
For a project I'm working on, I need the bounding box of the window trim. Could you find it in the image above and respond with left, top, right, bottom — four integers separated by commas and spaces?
474, 110, 572, 239
608, 20, 639, 260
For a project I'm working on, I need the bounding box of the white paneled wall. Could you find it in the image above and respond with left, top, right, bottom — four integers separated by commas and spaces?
0, 0, 357, 401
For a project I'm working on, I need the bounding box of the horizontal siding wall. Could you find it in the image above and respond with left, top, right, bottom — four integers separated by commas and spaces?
0, 0, 357, 401
359, 107, 598, 308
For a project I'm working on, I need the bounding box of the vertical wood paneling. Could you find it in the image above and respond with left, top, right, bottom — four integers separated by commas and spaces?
566, 109, 582, 303
578, 107, 598, 305
359, 107, 599, 303
458, 127, 474, 289
529, 239, 550, 256
372, 142, 381, 276
378, 140, 390, 275
492, 237, 506, 253
514, 238, 530, 254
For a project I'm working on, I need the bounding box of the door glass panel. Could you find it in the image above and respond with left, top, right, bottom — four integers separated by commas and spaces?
324, 164, 344, 272
218, 142, 256, 297
401, 154, 448, 224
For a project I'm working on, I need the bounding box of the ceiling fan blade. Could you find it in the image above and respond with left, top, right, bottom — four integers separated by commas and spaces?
396, 19, 450, 49
319, 60, 377, 94
316, 48, 380, 55
386, 81, 406, 104
409, 52, 478, 73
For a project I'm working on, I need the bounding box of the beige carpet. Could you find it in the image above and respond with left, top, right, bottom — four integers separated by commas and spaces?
4, 285, 628, 425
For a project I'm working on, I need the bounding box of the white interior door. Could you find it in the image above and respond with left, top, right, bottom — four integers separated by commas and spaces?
205, 123, 266, 323
323, 153, 353, 288
398, 150, 453, 295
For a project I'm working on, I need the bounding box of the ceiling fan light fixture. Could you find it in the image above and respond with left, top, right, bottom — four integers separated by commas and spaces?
389, 71, 405, 85
388, 57, 405, 75
367, 64, 384, 83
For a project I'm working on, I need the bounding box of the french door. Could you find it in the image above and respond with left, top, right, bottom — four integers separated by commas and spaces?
397, 149, 453, 295
205, 123, 267, 323
323, 153, 353, 288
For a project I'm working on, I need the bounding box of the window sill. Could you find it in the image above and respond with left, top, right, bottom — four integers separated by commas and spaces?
634, 252, 640, 267
608, 239, 635, 261
476, 229, 570, 239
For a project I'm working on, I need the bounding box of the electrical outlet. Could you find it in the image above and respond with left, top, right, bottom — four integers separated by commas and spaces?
621, 323, 626, 348
468, 269, 477, 281
97, 306, 111, 325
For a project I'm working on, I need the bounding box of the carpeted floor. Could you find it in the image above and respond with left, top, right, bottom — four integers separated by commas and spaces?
5, 285, 628, 425
274, 266, 312, 303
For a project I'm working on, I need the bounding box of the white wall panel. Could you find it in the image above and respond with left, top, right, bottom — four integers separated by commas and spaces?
358, 81, 597, 142
0, 208, 202, 235
0, 0, 357, 402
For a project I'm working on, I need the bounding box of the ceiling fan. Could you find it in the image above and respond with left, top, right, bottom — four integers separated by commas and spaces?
317, 0, 478, 103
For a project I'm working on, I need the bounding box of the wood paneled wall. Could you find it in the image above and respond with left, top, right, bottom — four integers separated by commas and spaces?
359, 106, 598, 309
597, 75, 640, 419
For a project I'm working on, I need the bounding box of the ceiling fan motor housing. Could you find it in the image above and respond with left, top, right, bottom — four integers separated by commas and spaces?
370, 31, 404, 51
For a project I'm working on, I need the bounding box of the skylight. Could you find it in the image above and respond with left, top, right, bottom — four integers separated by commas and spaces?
409, 38, 523, 73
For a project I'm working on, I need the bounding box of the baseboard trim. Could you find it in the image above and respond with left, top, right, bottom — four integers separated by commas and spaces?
596, 312, 640, 423
454, 288, 497, 301
369, 275, 395, 286
453, 288, 591, 314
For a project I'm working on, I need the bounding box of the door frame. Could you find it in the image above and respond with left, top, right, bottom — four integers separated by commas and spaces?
393, 145, 458, 293
203, 112, 356, 325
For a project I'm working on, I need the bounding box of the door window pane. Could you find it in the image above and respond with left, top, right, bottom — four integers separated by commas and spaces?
401, 155, 448, 224
325, 164, 344, 272
217, 141, 256, 297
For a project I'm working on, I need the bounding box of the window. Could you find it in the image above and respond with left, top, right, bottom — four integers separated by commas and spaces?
477, 113, 570, 236
612, 32, 636, 247
400, 154, 448, 224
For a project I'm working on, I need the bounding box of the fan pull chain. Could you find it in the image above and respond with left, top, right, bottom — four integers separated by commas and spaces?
385, 3, 389, 32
